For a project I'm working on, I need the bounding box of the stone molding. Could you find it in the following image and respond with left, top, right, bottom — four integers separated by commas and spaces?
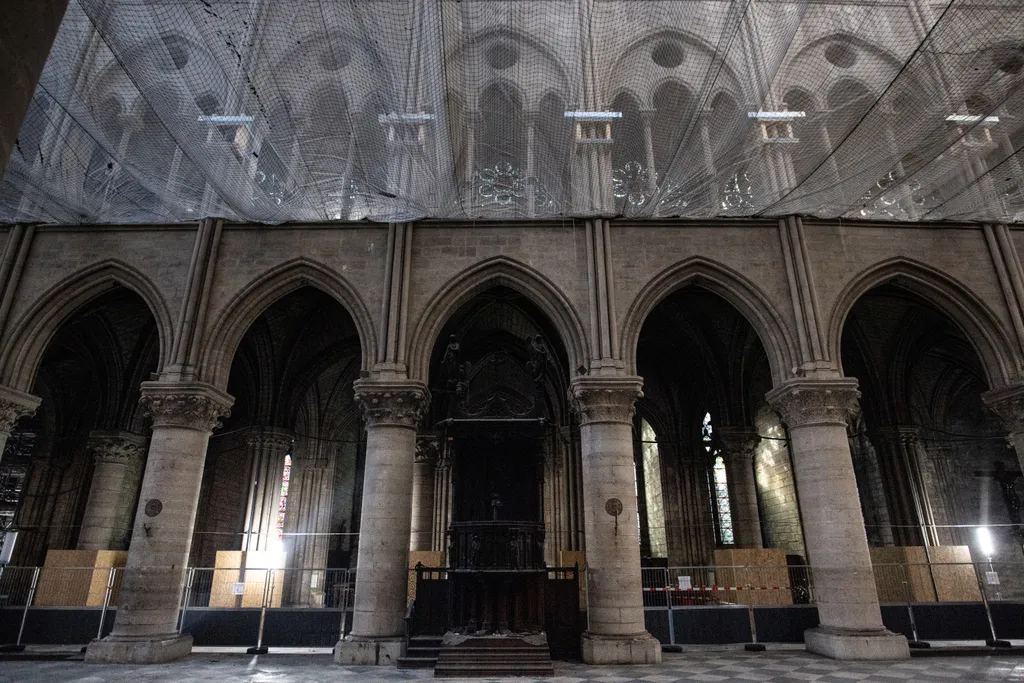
766, 378, 860, 428
983, 384, 1024, 434
353, 379, 429, 428
244, 427, 293, 451
138, 381, 234, 431
0, 385, 41, 434
87, 430, 147, 464
873, 425, 921, 448
569, 376, 643, 426
415, 434, 441, 464
716, 426, 761, 461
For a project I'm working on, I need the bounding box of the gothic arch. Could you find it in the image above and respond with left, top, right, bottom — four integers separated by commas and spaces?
199, 258, 376, 391
406, 256, 588, 383
0, 259, 173, 392
826, 257, 1021, 389
620, 257, 796, 386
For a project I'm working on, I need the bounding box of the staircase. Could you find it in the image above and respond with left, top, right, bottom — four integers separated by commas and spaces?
396, 636, 442, 670
434, 635, 555, 678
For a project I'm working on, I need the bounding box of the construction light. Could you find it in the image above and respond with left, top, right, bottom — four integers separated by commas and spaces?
977, 526, 996, 558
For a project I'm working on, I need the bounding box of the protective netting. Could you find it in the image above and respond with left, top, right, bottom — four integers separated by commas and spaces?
2, 0, 1023, 225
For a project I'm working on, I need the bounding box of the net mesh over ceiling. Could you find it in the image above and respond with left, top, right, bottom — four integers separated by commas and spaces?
2, 0, 1024, 225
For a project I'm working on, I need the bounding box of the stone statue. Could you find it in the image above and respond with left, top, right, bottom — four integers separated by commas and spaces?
490, 492, 504, 521
442, 334, 460, 389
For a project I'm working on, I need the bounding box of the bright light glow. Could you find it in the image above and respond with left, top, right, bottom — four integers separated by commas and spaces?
197, 114, 254, 125
977, 526, 996, 557
377, 112, 436, 124
747, 111, 806, 120
564, 111, 622, 120
946, 114, 999, 125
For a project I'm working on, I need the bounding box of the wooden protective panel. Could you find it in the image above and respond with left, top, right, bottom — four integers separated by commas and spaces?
34, 549, 126, 607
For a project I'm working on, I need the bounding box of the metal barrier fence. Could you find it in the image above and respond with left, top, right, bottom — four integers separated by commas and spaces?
641, 561, 1024, 647
0, 565, 356, 650
2, 560, 1024, 648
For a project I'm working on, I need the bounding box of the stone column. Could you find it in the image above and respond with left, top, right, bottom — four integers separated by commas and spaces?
717, 427, 763, 550
872, 425, 930, 546
284, 440, 335, 607
409, 437, 437, 552
432, 446, 452, 553
571, 376, 661, 665
77, 431, 146, 551
335, 379, 428, 666
242, 428, 293, 552
767, 379, 908, 660
85, 381, 232, 664
0, 385, 41, 463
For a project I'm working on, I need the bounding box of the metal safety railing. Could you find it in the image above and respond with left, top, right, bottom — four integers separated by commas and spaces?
0, 564, 356, 651
640, 560, 1024, 647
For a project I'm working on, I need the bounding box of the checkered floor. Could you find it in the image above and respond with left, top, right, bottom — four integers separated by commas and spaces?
1, 649, 1021, 682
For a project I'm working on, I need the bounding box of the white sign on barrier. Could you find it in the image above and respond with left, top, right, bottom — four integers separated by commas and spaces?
986, 571, 1000, 585
310, 573, 318, 588
232, 582, 245, 595
678, 575, 692, 590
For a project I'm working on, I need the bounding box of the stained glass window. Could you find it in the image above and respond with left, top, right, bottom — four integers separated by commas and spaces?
641, 419, 667, 558
276, 454, 291, 540
704, 412, 734, 545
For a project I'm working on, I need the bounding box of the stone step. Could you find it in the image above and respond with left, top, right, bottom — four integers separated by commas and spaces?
396, 656, 437, 669
435, 665, 555, 677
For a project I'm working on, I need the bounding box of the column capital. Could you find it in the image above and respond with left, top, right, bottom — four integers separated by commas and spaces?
716, 426, 761, 461
766, 378, 860, 429
569, 375, 643, 425
244, 426, 293, 451
873, 424, 921, 447
353, 379, 429, 428
138, 381, 233, 431
984, 384, 1024, 434
87, 430, 146, 464
0, 385, 41, 434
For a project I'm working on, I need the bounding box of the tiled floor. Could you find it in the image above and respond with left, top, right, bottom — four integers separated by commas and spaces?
1, 649, 1023, 683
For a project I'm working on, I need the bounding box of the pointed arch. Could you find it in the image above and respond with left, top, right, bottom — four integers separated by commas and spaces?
620, 257, 796, 386
0, 260, 172, 392
826, 257, 1020, 389
406, 256, 588, 383
199, 258, 376, 391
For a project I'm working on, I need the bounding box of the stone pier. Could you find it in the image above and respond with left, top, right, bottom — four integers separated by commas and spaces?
334, 379, 429, 666
77, 431, 146, 551
768, 379, 909, 660
85, 381, 232, 664
717, 427, 763, 549
571, 375, 661, 665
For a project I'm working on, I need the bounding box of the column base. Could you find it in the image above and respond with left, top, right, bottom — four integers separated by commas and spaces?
333, 636, 403, 666
805, 627, 909, 660
84, 634, 193, 664
581, 632, 662, 664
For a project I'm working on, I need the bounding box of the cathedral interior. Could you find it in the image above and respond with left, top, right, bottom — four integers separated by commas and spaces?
0, 0, 1023, 671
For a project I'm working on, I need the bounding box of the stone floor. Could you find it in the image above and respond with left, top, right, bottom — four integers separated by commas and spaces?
1, 649, 1023, 683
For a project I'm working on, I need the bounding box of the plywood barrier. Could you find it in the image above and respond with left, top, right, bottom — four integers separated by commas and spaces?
712, 548, 793, 605
209, 550, 286, 608
34, 549, 127, 607
869, 546, 981, 602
